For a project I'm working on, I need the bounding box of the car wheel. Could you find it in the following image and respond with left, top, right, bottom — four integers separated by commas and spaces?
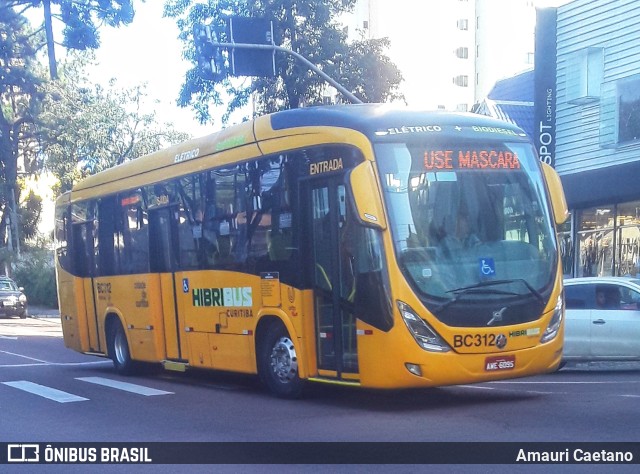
258, 322, 304, 399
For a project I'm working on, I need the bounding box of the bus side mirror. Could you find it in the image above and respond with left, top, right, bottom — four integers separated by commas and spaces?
349, 162, 387, 230
541, 162, 569, 225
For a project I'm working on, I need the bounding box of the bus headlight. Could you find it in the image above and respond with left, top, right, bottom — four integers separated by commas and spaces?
540, 294, 563, 343
397, 301, 450, 352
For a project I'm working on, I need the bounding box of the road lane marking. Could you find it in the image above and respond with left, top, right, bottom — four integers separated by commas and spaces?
0, 349, 112, 368
2, 381, 88, 403
459, 384, 555, 395
0, 350, 49, 363
76, 377, 174, 396
489, 380, 640, 384
459, 385, 495, 390
0, 361, 111, 368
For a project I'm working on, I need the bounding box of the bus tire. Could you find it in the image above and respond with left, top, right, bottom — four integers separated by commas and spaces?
259, 322, 304, 399
107, 319, 137, 375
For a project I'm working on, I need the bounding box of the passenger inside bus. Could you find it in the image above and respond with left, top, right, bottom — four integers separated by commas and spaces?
194, 206, 219, 266
455, 213, 480, 248
437, 212, 481, 258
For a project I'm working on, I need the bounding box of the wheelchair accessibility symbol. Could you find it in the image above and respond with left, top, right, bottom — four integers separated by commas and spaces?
182, 278, 189, 293
479, 258, 496, 277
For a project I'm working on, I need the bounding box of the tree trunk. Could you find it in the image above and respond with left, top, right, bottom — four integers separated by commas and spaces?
43, 0, 58, 80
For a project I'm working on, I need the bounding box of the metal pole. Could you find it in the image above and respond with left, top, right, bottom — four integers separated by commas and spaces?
215, 42, 363, 105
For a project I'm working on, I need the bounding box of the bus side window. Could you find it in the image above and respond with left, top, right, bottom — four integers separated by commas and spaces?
71, 222, 93, 277
118, 198, 149, 275
341, 216, 393, 331
177, 206, 199, 269
148, 208, 177, 273
97, 196, 117, 276
69, 201, 96, 277
212, 167, 244, 268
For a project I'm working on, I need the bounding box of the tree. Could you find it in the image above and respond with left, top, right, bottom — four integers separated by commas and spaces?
164, 0, 404, 124
337, 36, 404, 105
0, 6, 44, 260
18, 189, 42, 244
6, 0, 136, 79
40, 53, 192, 193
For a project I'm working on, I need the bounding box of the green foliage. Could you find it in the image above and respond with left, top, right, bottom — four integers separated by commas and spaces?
0, 2, 192, 279
9, 0, 136, 50
13, 243, 58, 308
0, 6, 46, 259
18, 188, 42, 244
338, 37, 405, 104
40, 53, 192, 193
164, 0, 404, 124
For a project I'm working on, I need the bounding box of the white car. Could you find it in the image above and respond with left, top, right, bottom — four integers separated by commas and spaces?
563, 277, 640, 362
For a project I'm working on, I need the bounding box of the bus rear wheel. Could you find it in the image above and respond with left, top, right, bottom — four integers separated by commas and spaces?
108, 319, 136, 375
259, 323, 304, 399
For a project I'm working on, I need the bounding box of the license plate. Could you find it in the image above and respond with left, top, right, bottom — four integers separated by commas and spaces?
485, 355, 515, 372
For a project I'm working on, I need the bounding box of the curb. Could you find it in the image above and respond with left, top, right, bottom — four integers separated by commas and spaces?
28, 307, 60, 318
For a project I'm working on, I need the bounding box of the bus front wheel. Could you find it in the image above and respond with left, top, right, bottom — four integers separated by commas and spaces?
259, 323, 304, 399
107, 319, 136, 375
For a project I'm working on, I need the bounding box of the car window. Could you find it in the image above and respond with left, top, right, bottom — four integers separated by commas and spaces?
620, 286, 640, 310
565, 284, 592, 309
594, 284, 621, 310
0, 281, 13, 290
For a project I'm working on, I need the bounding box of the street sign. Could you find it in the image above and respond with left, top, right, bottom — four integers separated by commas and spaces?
227, 17, 276, 77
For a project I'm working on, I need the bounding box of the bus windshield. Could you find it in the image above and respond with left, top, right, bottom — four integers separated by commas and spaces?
375, 140, 557, 327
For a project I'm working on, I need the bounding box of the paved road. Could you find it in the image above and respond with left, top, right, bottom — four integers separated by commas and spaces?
2, 316, 639, 472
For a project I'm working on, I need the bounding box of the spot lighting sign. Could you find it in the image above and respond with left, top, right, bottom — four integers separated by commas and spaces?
534, 8, 557, 168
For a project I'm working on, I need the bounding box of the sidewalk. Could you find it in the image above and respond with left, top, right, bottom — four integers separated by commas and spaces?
29, 306, 60, 318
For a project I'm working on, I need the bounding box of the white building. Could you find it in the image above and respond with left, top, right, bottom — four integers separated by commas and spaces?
345, 0, 538, 111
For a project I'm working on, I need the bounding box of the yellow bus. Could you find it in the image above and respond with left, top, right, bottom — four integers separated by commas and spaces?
54, 105, 568, 398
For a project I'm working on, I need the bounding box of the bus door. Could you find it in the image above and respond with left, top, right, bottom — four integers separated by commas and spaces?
308, 177, 359, 378
148, 206, 185, 361
71, 220, 100, 352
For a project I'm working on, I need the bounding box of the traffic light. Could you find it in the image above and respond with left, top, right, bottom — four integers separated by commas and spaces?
193, 23, 225, 81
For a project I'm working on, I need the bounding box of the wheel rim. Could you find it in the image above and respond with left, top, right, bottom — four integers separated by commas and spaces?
269, 336, 298, 383
114, 328, 128, 365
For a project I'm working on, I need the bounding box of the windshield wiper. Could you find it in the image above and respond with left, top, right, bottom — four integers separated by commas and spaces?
450, 279, 545, 304
435, 287, 518, 312
434, 279, 544, 313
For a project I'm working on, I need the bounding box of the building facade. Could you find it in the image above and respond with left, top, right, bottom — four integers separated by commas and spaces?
345, 0, 537, 111
556, 0, 640, 278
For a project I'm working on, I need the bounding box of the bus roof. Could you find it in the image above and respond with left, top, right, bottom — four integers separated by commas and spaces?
70, 104, 529, 197
264, 104, 529, 140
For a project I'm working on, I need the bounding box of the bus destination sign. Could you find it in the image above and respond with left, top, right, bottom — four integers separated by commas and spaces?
424, 149, 521, 170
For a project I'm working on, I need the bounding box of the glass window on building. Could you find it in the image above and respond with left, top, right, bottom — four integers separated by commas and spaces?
577, 205, 614, 277
615, 200, 640, 277
617, 75, 640, 145
558, 214, 573, 276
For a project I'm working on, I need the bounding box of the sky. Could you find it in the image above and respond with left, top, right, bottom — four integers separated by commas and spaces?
87, 0, 572, 125
38, 0, 576, 138
26, 1, 209, 234
29, 0, 574, 234
88, 2, 212, 138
